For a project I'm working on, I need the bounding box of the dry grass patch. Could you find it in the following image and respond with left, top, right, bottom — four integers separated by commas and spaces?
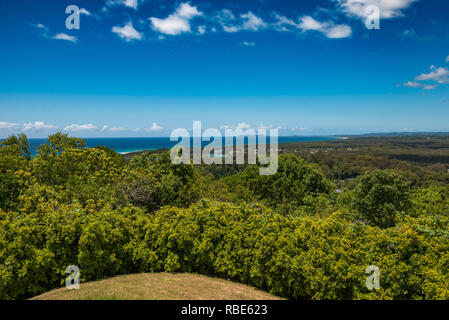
31, 273, 283, 300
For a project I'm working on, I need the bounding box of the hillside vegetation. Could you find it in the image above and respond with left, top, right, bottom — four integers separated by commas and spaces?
1, 133, 449, 300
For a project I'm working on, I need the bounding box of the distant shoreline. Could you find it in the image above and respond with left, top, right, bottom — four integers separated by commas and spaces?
25, 136, 342, 156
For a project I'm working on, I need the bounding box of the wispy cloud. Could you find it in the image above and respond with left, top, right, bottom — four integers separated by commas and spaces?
273, 13, 298, 32
242, 41, 256, 46
421, 84, 438, 90
272, 14, 352, 39
23, 121, 57, 131
112, 21, 143, 41
216, 9, 238, 33
217, 9, 266, 33
0, 121, 58, 134
403, 81, 421, 88
325, 24, 352, 38
64, 123, 97, 131
197, 25, 206, 34
33, 24, 78, 43
52, 33, 78, 43
106, 0, 139, 10
220, 122, 252, 130
33, 3, 362, 43
33, 23, 50, 38
401, 28, 416, 38
401, 62, 449, 90
298, 16, 352, 38
109, 127, 127, 132
79, 8, 92, 16
0, 122, 20, 130
415, 66, 449, 84
241, 12, 267, 31
145, 122, 164, 131
335, 0, 418, 20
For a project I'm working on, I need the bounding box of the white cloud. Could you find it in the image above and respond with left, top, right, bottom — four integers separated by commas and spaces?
109, 127, 127, 132
218, 10, 266, 33
223, 25, 239, 33
146, 122, 163, 131
33, 23, 49, 38
273, 14, 298, 31
35, 23, 48, 30
23, 121, 57, 131
176, 2, 202, 19
52, 33, 78, 43
242, 41, 256, 46
298, 16, 352, 39
402, 65, 449, 90
149, 3, 202, 36
415, 67, 449, 84
401, 28, 416, 38
240, 12, 267, 31
299, 16, 326, 31
106, 0, 139, 10
289, 127, 308, 131
197, 25, 206, 34
33, 24, 79, 43
150, 15, 191, 35
112, 22, 143, 41
422, 84, 438, 90
273, 15, 352, 38
124, 0, 138, 9
219, 123, 252, 130
79, 8, 91, 16
325, 25, 352, 38
403, 81, 421, 88
335, 0, 418, 19
100, 125, 127, 132
64, 123, 97, 131
217, 9, 238, 33
446, 55, 449, 63
236, 122, 251, 130
258, 124, 281, 130
0, 122, 20, 129
0, 121, 59, 133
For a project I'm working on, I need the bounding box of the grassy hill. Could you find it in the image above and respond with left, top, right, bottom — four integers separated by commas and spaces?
31, 273, 282, 300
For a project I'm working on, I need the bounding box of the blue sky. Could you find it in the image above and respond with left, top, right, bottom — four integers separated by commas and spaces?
0, 0, 449, 137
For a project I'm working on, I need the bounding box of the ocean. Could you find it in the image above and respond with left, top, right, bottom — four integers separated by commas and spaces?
26, 136, 341, 155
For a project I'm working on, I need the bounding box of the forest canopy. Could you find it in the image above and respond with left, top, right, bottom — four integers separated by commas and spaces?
1, 133, 449, 300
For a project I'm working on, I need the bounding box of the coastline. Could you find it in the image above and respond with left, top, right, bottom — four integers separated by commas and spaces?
26, 136, 343, 156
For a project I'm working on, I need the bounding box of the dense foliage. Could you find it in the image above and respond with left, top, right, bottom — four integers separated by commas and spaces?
1, 133, 448, 300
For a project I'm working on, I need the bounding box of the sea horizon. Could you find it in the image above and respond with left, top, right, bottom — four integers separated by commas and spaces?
25, 136, 342, 155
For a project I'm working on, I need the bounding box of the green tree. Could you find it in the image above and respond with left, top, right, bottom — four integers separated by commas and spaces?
0, 134, 31, 211
228, 154, 334, 215
0, 134, 31, 159
353, 169, 411, 228
116, 151, 195, 211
